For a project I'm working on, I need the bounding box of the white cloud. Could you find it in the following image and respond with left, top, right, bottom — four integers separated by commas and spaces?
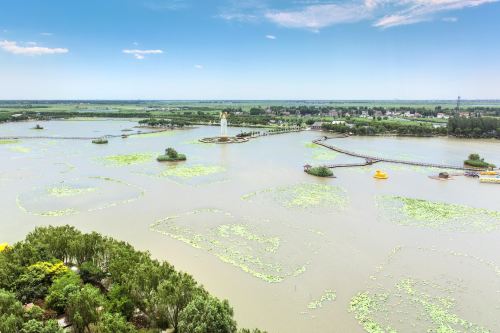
375, 0, 497, 27
261, 0, 497, 30
265, 3, 374, 31
40, 32, 53, 36
0, 40, 68, 56
194, 64, 203, 69
265, 34, 277, 39
123, 49, 163, 60
442, 16, 458, 22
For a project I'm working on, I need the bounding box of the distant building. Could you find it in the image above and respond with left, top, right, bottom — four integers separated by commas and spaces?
328, 110, 339, 117
311, 122, 324, 130
331, 120, 346, 125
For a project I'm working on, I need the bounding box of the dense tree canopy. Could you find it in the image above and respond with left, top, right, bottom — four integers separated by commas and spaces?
0, 226, 267, 333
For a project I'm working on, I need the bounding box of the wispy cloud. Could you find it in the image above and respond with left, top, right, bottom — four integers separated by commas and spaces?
224, 0, 497, 30
442, 16, 458, 22
266, 3, 373, 31
265, 34, 277, 39
0, 40, 68, 56
40, 32, 53, 36
123, 49, 164, 60
194, 64, 203, 69
144, 0, 188, 11
373, 0, 496, 28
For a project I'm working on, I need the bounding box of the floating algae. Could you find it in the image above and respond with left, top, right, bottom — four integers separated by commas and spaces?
17, 176, 144, 217
159, 165, 225, 179
150, 209, 323, 283
349, 247, 500, 333
8, 146, 31, 153
377, 195, 500, 232
46, 185, 97, 198
307, 290, 337, 310
311, 150, 338, 161
0, 139, 19, 145
242, 183, 348, 210
99, 153, 154, 166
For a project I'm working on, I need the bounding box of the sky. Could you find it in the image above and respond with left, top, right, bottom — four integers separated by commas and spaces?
0, 0, 499, 100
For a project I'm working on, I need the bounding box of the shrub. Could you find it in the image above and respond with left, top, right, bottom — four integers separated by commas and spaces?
306, 166, 333, 177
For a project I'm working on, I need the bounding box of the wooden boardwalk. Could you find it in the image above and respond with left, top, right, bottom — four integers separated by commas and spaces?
313, 136, 489, 171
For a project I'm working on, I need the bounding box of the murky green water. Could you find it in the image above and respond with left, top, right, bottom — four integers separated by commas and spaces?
1, 120, 499, 333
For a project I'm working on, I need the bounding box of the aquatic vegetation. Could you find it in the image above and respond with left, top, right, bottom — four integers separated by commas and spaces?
303, 142, 320, 149
150, 209, 320, 283
307, 290, 337, 310
242, 183, 348, 210
311, 150, 338, 161
159, 165, 225, 179
0, 139, 18, 145
100, 153, 154, 166
377, 195, 500, 232
17, 176, 144, 217
349, 247, 499, 333
46, 185, 97, 197
9, 146, 31, 153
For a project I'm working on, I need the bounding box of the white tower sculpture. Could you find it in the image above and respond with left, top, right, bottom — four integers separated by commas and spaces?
220, 112, 228, 137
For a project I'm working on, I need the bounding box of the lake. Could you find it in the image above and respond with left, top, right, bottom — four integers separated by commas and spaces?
1, 120, 499, 333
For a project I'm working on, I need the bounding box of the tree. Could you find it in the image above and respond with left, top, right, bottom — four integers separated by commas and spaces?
46, 271, 82, 314
151, 272, 199, 330
15, 261, 69, 303
21, 319, 64, 333
107, 284, 135, 319
166, 148, 179, 158
178, 295, 237, 333
94, 312, 137, 333
0, 289, 24, 332
468, 153, 480, 161
66, 285, 104, 333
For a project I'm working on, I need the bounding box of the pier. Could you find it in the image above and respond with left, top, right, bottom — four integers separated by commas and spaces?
313, 136, 491, 171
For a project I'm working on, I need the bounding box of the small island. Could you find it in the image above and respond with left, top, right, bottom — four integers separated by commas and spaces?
157, 147, 187, 162
92, 137, 108, 144
464, 153, 496, 169
304, 165, 334, 178
32, 124, 44, 130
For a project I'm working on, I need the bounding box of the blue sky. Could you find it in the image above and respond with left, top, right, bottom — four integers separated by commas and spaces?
0, 0, 499, 100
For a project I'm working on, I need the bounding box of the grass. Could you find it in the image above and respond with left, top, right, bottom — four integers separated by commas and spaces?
157, 154, 187, 162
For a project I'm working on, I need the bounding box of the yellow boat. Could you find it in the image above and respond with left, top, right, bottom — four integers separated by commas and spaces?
374, 170, 389, 179
480, 177, 500, 184
480, 171, 498, 176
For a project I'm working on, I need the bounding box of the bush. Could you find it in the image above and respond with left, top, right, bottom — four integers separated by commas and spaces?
306, 166, 333, 177
157, 147, 187, 162
464, 153, 495, 168
46, 272, 82, 314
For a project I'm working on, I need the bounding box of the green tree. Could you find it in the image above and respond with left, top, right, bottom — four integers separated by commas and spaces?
0, 289, 24, 332
94, 312, 137, 333
107, 284, 135, 319
66, 285, 104, 333
178, 295, 237, 333
46, 271, 82, 314
21, 319, 64, 333
151, 272, 199, 330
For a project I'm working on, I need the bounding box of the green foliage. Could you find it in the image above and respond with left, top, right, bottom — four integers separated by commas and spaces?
306, 166, 333, 177
21, 319, 64, 333
107, 284, 135, 320
15, 261, 69, 303
178, 295, 237, 333
94, 312, 137, 333
0, 289, 24, 332
1, 226, 263, 333
448, 116, 500, 138
46, 271, 82, 314
66, 284, 105, 333
157, 147, 187, 162
463, 153, 495, 168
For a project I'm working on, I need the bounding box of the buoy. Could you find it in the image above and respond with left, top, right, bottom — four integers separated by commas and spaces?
374, 170, 389, 179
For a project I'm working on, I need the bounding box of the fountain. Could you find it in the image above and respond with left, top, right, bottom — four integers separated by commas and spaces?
199, 112, 249, 144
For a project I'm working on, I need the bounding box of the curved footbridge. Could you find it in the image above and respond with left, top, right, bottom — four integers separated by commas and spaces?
313, 136, 491, 171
